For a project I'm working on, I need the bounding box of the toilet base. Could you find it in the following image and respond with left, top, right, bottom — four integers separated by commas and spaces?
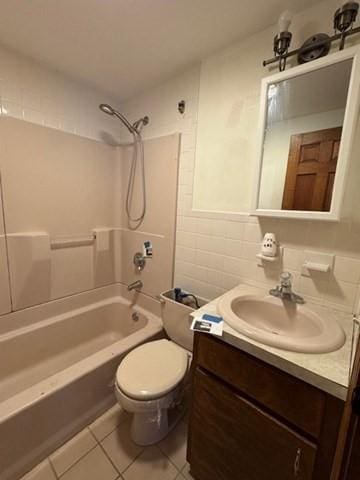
115, 380, 187, 446
131, 402, 185, 445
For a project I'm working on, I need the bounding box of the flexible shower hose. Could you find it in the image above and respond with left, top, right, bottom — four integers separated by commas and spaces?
125, 132, 146, 225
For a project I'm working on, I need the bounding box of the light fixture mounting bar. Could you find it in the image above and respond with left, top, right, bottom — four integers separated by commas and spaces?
263, 26, 360, 68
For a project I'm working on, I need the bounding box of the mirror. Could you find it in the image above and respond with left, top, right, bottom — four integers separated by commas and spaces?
254, 49, 360, 221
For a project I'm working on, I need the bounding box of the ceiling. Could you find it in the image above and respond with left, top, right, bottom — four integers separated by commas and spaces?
0, 0, 321, 101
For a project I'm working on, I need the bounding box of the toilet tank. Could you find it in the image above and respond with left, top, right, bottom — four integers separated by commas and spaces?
160, 290, 200, 352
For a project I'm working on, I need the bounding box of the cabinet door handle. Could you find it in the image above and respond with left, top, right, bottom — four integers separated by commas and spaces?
294, 448, 301, 477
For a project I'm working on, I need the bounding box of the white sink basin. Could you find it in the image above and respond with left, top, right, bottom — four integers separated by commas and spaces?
218, 293, 345, 353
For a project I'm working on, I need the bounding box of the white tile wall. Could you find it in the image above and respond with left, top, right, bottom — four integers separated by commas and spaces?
174, 214, 360, 313
0, 43, 121, 142
120, 2, 360, 314
1, 0, 359, 314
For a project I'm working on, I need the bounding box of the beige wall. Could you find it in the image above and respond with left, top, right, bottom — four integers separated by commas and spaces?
0, 0, 359, 314
116, 134, 179, 297
0, 118, 179, 313
0, 190, 11, 314
0, 118, 117, 236
0, 117, 118, 310
121, 0, 360, 313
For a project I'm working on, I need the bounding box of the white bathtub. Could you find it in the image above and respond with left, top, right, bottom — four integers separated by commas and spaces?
0, 285, 163, 480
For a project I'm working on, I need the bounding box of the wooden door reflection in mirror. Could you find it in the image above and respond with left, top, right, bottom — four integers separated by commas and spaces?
282, 127, 342, 211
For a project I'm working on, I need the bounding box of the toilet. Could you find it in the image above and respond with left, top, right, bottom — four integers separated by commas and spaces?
114, 295, 194, 446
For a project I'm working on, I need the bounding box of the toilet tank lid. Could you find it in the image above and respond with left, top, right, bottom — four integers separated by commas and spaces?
116, 339, 189, 400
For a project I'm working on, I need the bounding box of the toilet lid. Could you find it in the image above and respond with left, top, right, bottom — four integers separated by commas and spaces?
116, 339, 189, 400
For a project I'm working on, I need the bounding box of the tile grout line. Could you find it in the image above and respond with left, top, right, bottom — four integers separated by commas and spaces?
47, 457, 60, 479
44, 408, 129, 479
156, 438, 187, 473
156, 418, 189, 475
88, 426, 125, 479
53, 431, 99, 479
47, 414, 128, 480
154, 443, 185, 473
26, 413, 187, 480
118, 443, 183, 479
117, 443, 145, 477
91, 412, 130, 444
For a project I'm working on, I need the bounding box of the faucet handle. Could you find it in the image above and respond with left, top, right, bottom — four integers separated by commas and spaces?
280, 271, 292, 286
133, 252, 146, 272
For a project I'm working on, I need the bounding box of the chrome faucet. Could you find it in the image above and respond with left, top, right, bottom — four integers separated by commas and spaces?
269, 272, 304, 304
127, 280, 143, 291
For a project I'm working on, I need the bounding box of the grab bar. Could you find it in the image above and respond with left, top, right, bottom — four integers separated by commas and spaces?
50, 233, 97, 250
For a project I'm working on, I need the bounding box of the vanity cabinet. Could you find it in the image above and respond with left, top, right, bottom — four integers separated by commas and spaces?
187, 333, 344, 480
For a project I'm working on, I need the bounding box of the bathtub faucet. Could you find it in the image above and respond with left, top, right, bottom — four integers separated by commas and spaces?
127, 280, 143, 291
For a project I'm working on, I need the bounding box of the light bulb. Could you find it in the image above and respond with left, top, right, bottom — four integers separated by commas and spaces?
278, 10, 293, 33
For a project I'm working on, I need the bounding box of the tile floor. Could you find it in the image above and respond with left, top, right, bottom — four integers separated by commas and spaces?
21, 404, 193, 480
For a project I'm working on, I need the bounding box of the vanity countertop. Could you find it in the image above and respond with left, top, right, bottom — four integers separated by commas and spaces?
193, 284, 355, 401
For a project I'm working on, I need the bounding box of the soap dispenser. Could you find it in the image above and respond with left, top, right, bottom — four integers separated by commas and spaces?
261, 233, 277, 257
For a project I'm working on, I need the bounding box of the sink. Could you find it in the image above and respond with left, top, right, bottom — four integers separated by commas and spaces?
218, 293, 345, 353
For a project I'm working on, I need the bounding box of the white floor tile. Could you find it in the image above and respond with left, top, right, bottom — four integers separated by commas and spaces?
60, 446, 118, 480
122, 446, 178, 480
89, 404, 128, 441
181, 462, 195, 479
20, 460, 56, 480
49, 428, 97, 476
101, 419, 143, 473
158, 420, 188, 470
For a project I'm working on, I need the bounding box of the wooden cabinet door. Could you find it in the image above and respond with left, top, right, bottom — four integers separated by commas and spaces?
282, 127, 342, 211
188, 367, 316, 480
345, 422, 360, 479
331, 335, 360, 479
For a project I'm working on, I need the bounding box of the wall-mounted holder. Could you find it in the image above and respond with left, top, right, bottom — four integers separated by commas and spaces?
301, 251, 334, 276
257, 233, 283, 264
178, 100, 186, 114
302, 262, 330, 273
256, 246, 284, 265
143, 240, 153, 258
261, 232, 277, 257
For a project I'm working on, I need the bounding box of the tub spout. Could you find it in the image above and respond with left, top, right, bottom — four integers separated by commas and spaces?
127, 280, 143, 291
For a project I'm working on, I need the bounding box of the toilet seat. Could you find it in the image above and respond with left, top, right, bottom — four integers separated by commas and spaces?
116, 339, 189, 401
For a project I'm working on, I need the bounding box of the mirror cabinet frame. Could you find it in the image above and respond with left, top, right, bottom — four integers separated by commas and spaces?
252, 46, 360, 221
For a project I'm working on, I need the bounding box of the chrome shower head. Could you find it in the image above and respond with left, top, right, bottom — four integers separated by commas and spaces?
99, 103, 115, 115
99, 103, 149, 135
99, 103, 136, 133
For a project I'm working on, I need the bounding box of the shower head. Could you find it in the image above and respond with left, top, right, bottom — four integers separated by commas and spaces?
99, 103, 115, 116
99, 103, 149, 135
99, 103, 136, 134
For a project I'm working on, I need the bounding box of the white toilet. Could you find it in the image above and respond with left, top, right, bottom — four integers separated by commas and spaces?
114, 295, 194, 445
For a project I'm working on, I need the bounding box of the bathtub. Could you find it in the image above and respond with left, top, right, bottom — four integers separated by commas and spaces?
0, 285, 163, 480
